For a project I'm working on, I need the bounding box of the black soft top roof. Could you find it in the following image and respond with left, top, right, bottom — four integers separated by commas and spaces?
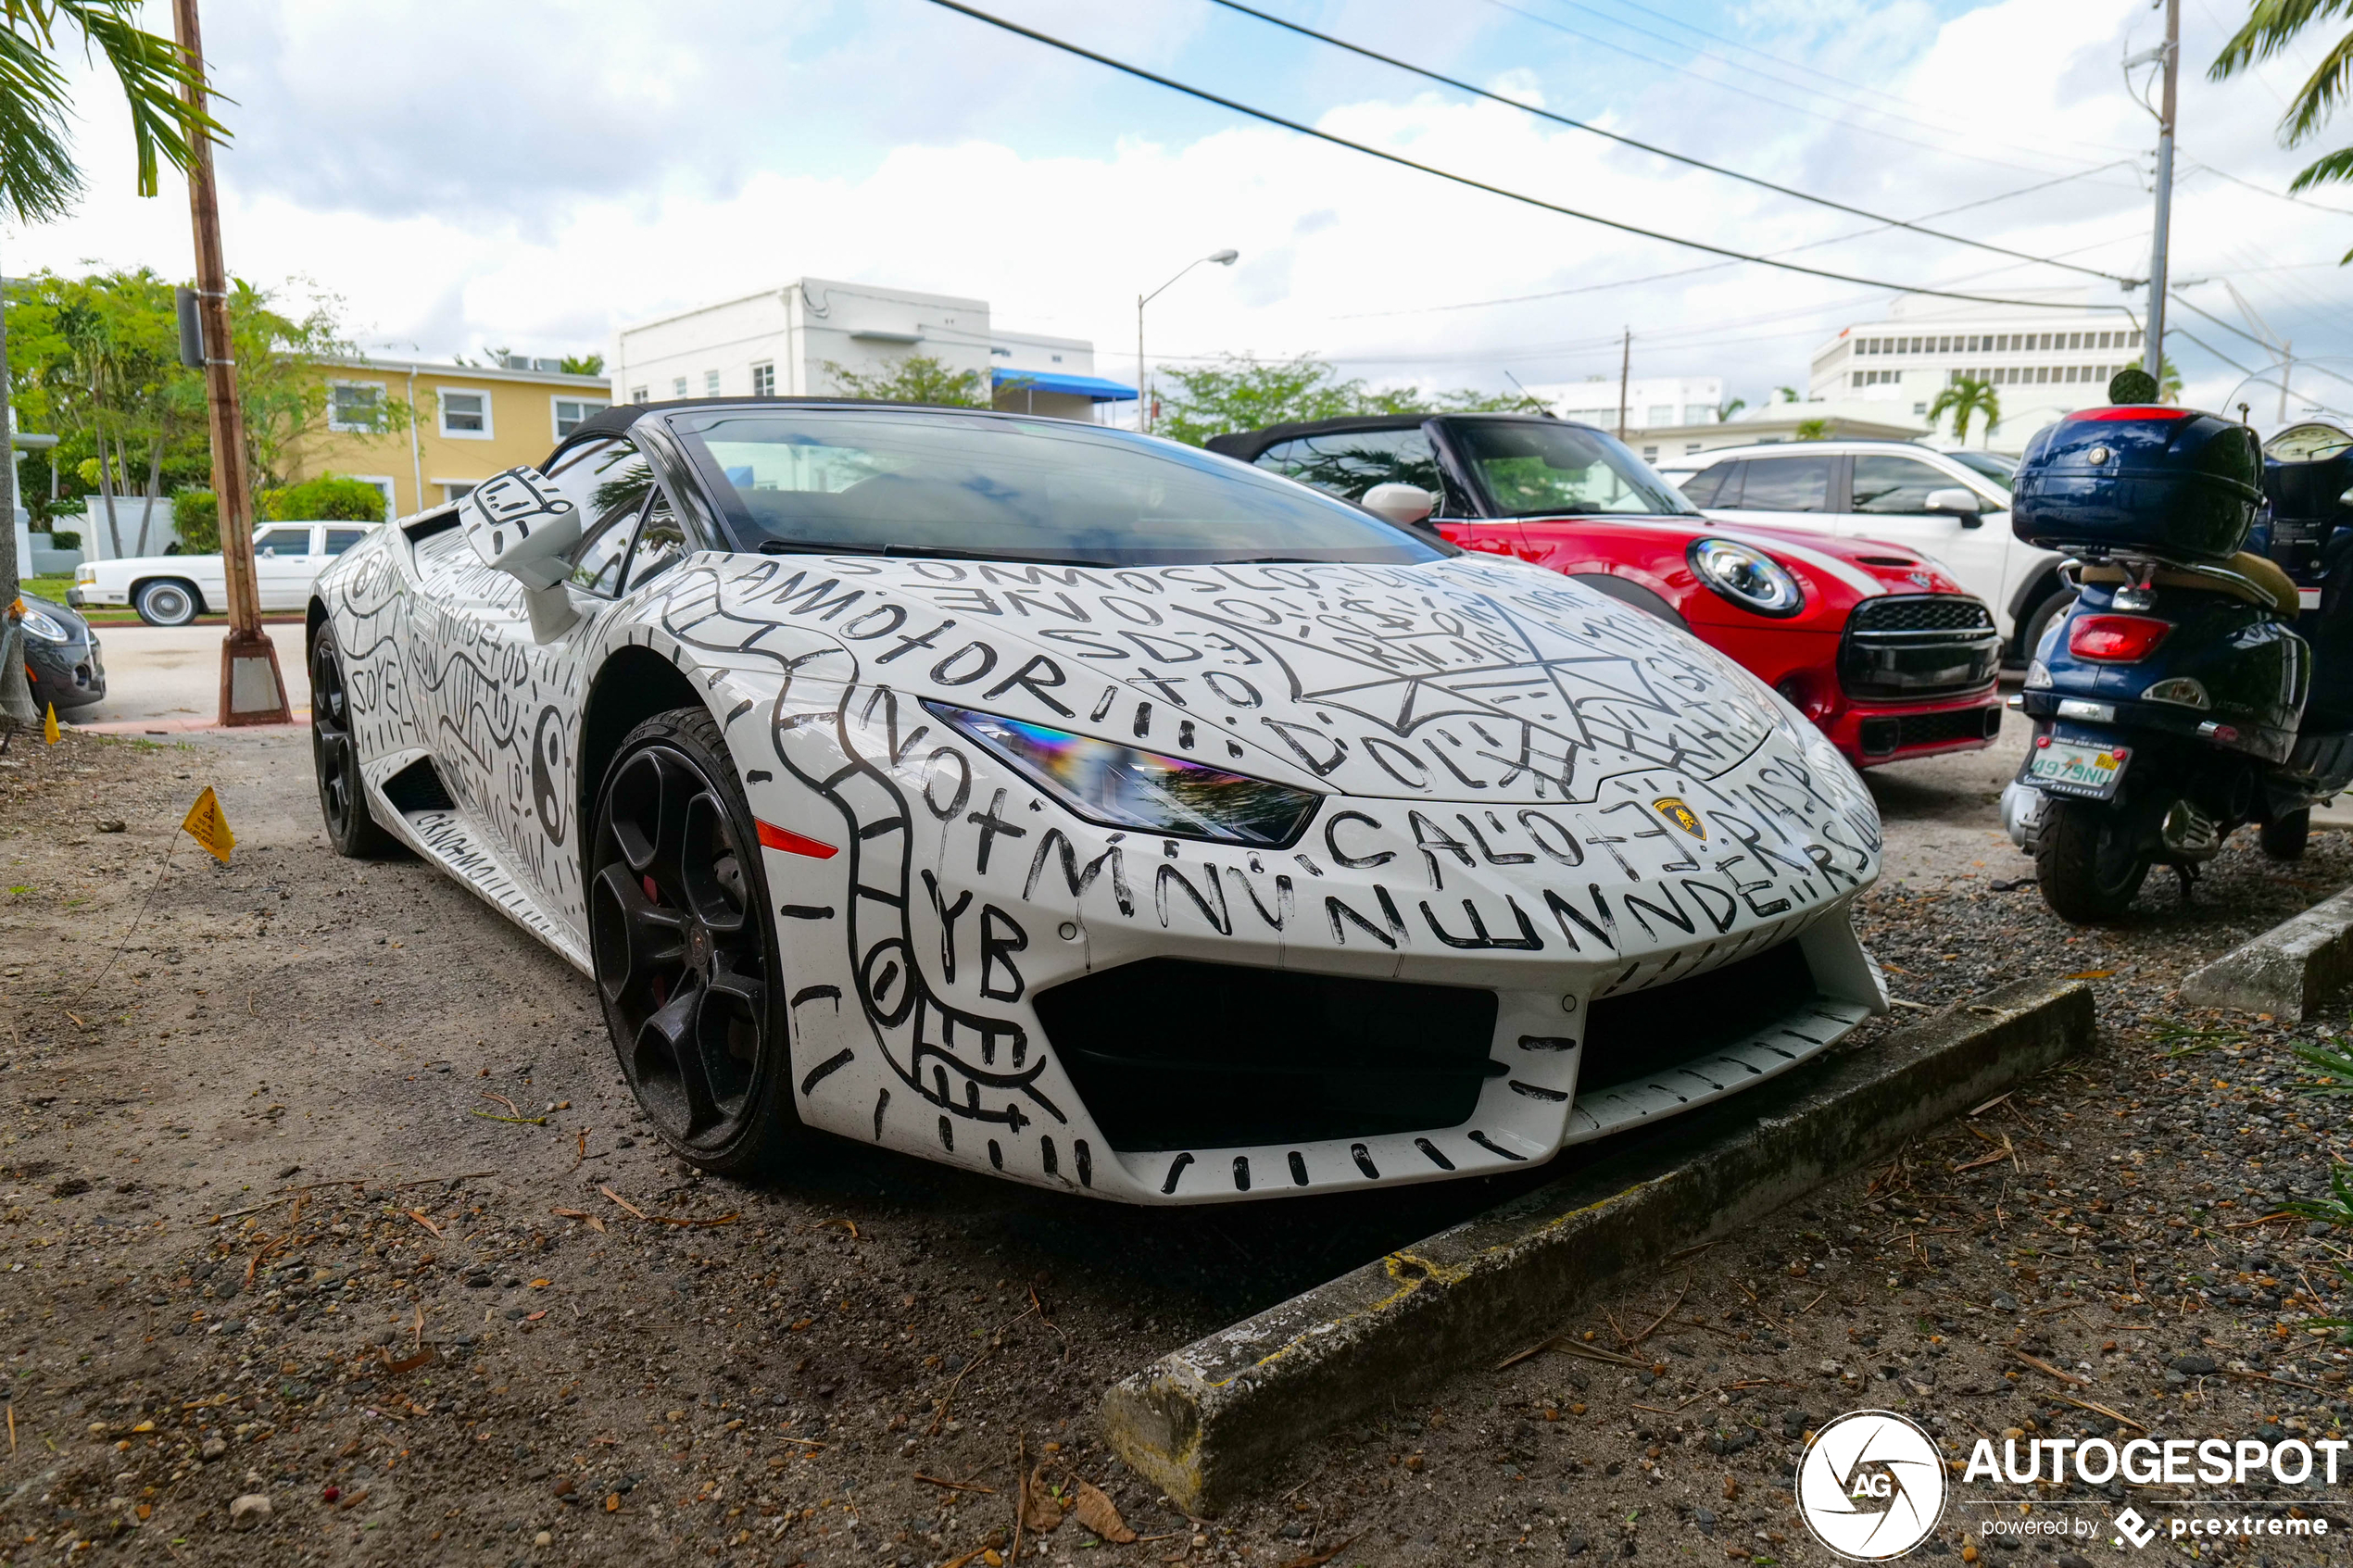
568, 394, 1025, 444
1203, 410, 1569, 464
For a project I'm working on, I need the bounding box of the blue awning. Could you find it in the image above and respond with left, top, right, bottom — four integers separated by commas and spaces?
992, 368, 1137, 402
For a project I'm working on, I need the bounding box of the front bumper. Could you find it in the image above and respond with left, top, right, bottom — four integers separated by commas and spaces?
24, 637, 105, 710
1823, 692, 2003, 766
755, 701, 1890, 1205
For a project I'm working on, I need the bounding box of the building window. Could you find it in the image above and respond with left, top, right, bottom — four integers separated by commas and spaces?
437, 388, 491, 438
1913, 402, 1928, 415
751, 361, 775, 396
552, 396, 606, 440
630, 386, 649, 405
1646, 405, 1674, 425
704, 370, 720, 395
1642, 445, 1659, 460
328, 382, 386, 433
2130, 330, 2145, 348
440, 480, 477, 503
671, 376, 688, 398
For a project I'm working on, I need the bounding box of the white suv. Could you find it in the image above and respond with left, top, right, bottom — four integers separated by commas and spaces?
1677, 441, 2068, 658
70, 521, 382, 626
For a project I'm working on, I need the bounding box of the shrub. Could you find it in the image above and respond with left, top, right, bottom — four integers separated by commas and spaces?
260, 475, 385, 522
173, 489, 220, 553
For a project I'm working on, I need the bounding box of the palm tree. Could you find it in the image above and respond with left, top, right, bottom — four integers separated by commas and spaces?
1928, 377, 2003, 446
2212, 2, 2353, 226
0, 1, 217, 725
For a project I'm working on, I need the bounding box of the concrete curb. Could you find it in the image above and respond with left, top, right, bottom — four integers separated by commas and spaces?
1098, 975, 2094, 1515
2178, 885, 2353, 1022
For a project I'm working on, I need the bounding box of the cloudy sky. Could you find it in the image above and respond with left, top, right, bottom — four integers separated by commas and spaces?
9, 0, 2351, 417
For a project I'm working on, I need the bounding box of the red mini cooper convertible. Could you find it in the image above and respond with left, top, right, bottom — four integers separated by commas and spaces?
1207, 414, 2002, 767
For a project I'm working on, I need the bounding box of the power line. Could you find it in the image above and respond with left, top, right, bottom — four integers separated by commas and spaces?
1469, 0, 2122, 181
1336, 161, 2145, 320
2179, 157, 2353, 220
1209, 0, 2129, 283
921, 0, 2127, 313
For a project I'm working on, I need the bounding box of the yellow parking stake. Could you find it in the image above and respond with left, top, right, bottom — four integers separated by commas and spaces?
181, 786, 235, 864
42, 704, 57, 745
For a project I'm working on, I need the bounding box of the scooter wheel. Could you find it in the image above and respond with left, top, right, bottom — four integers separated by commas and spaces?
2034, 799, 2152, 923
2260, 809, 2310, 861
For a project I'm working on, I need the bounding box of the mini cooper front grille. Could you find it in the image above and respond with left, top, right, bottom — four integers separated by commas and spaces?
1848, 595, 1995, 634
1576, 941, 1818, 1094
1034, 959, 1500, 1153
1840, 595, 2001, 699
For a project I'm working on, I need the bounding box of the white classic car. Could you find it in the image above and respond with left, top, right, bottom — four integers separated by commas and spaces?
308, 401, 1887, 1204
70, 520, 383, 625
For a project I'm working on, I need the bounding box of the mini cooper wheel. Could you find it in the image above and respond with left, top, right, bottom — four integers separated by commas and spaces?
589, 706, 805, 1173
133, 578, 201, 627
310, 626, 400, 859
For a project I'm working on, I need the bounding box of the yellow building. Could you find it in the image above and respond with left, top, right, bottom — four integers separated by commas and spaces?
283, 356, 610, 519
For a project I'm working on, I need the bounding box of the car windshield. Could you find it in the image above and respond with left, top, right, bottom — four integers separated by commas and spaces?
667, 408, 1448, 567
1944, 448, 2017, 490
1449, 420, 1695, 518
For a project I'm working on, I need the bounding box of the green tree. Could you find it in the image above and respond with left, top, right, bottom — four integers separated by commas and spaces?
0, 0, 219, 724
559, 353, 605, 376
258, 474, 384, 522
1718, 396, 1747, 420
1928, 376, 2003, 445
1155, 354, 1541, 446
2212, 2, 2353, 248
1794, 417, 1832, 440
820, 353, 990, 408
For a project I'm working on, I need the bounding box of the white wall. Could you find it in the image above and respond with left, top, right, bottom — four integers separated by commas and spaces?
613, 278, 997, 404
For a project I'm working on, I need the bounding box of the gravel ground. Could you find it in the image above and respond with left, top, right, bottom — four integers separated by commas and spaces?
6, 723, 2353, 1567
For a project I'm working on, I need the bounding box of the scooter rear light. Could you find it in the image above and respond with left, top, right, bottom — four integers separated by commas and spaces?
2075, 406, 2194, 421
2068, 614, 2171, 662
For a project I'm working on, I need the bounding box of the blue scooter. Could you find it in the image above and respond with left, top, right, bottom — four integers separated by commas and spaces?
2000, 403, 2353, 922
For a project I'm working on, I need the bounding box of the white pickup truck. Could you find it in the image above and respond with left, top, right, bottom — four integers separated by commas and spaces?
70, 521, 383, 625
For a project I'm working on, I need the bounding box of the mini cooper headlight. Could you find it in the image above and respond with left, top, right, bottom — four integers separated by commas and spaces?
1687, 537, 1805, 618
928, 702, 1321, 847
17, 608, 69, 644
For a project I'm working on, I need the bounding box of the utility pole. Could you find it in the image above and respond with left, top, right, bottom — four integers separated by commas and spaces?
2142, 0, 2179, 385
1616, 328, 1630, 442
2280, 338, 2293, 423
174, 0, 286, 726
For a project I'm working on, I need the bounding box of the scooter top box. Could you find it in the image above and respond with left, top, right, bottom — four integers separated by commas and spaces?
2013, 405, 2263, 561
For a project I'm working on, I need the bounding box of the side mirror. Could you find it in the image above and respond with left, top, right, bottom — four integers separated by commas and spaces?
461, 466, 582, 640
1362, 483, 1437, 527
1925, 487, 1982, 525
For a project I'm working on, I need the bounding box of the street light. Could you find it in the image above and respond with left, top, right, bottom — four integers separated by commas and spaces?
1138, 249, 1239, 434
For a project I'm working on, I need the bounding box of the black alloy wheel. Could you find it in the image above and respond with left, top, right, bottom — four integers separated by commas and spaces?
588, 706, 802, 1173
310, 627, 399, 859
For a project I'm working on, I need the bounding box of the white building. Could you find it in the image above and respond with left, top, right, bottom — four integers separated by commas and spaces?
611, 279, 1134, 423
1529, 374, 1728, 433
1807, 292, 2148, 455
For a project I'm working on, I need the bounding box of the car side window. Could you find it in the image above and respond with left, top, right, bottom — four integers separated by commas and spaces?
1851, 455, 1957, 514
321, 527, 371, 556
1734, 456, 1831, 512
1253, 429, 1445, 506
1680, 465, 1730, 507
547, 436, 662, 598
252, 524, 310, 558
625, 488, 687, 593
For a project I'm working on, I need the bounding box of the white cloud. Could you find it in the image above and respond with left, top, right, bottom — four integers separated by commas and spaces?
1, 0, 2346, 424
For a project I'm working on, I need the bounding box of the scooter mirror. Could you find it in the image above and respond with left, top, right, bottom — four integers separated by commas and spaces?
1362, 483, 1438, 527
2339, 486, 2353, 508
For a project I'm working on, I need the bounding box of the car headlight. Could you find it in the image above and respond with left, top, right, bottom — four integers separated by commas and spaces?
18, 608, 69, 644
1687, 537, 1805, 618
928, 702, 1322, 847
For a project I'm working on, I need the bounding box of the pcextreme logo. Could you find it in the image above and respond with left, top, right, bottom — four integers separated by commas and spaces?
1795, 1411, 1948, 1561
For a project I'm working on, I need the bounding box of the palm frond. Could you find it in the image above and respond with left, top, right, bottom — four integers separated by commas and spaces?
0, 18, 82, 220
2210, 0, 2353, 78
57, 0, 225, 195
2283, 24, 2353, 144
2289, 142, 2353, 191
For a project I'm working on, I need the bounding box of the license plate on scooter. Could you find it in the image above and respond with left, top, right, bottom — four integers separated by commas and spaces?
2026, 737, 2133, 800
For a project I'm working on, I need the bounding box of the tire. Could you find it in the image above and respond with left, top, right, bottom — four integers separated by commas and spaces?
132, 578, 202, 627
310, 626, 402, 859
2033, 798, 2152, 923
587, 705, 807, 1174
2262, 809, 2311, 860
2018, 585, 2075, 664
